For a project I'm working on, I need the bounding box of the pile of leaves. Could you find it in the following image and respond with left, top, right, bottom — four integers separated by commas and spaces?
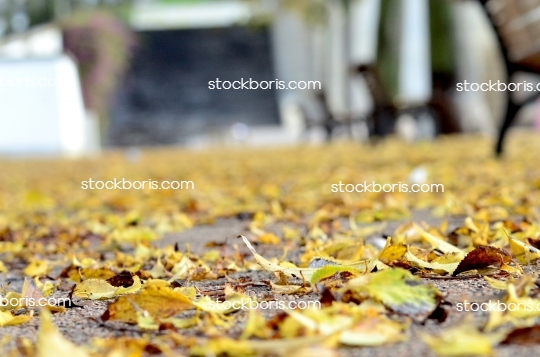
0, 133, 540, 356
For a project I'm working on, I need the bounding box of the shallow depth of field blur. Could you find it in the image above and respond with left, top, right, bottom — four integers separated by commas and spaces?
2, 1, 540, 357
2, 0, 538, 153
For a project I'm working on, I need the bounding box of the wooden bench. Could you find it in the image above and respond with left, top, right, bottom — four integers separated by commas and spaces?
479, 0, 540, 154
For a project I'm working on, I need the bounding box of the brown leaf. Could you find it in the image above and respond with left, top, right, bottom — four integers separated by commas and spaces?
426, 303, 448, 324
106, 271, 134, 288
21, 278, 46, 302
502, 325, 540, 345
527, 238, 540, 250
452, 246, 512, 276
318, 287, 336, 308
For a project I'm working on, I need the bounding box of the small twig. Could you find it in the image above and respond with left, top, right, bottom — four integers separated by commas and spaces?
300, 271, 307, 288
195, 286, 224, 296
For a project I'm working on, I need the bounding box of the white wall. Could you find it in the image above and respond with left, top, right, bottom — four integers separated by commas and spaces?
0, 24, 98, 156
0, 55, 92, 156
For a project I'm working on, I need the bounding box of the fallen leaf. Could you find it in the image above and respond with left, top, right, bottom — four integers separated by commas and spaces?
502, 325, 540, 345
0, 310, 32, 327
147, 258, 171, 279
106, 271, 134, 287
339, 316, 407, 346
340, 268, 440, 315
509, 236, 540, 265
258, 233, 281, 245
73, 276, 141, 300
484, 276, 507, 290
377, 243, 407, 264
452, 246, 512, 276
102, 284, 192, 323
24, 260, 50, 277
421, 317, 503, 356
190, 335, 335, 357
310, 265, 362, 285
22, 277, 46, 303
239, 235, 376, 282
73, 279, 117, 300
240, 308, 273, 339
485, 283, 540, 330
404, 249, 458, 275
414, 224, 464, 255
36, 309, 90, 357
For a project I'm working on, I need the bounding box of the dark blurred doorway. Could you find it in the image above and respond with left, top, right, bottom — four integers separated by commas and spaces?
108, 26, 280, 146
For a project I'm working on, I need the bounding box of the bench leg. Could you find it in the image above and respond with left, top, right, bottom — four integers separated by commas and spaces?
495, 98, 519, 156
495, 89, 540, 156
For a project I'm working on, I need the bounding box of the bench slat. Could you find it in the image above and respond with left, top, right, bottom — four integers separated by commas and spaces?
485, 0, 540, 70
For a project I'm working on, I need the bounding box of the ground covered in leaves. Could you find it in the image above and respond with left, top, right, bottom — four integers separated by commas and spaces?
1, 133, 540, 357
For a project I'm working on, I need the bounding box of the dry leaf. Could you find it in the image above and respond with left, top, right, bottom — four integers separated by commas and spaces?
421, 317, 503, 356
509, 236, 540, 265
502, 325, 540, 345
452, 246, 512, 276
404, 249, 458, 275
24, 260, 50, 277
102, 284, 193, 323
73, 276, 141, 300
239, 235, 377, 282
0, 310, 32, 327
36, 309, 90, 357
340, 268, 440, 315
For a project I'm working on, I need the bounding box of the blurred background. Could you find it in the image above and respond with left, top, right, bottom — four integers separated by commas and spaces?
0, 0, 538, 156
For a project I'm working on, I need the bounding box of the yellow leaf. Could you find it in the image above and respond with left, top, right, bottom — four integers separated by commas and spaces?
485, 283, 540, 330
175, 286, 197, 299
484, 276, 507, 290
310, 265, 362, 285
33, 277, 57, 297
414, 224, 464, 256
0, 291, 22, 311
73, 276, 141, 300
339, 316, 407, 346
36, 309, 90, 357
240, 309, 272, 339
190, 335, 336, 357
24, 260, 50, 277
421, 317, 503, 356
147, 258, 170, 279
0, 310, 32, 327
340, 268, 440, 315
239, 235, 376, 282
201, 250, 220, 263
404, 249, 458, 274
73, 279, 117, 300
160, 315, 199, 329
0, 242, 23, 254
285, 308, 353, 336
508, 236, 540, 264
259, 233, 281, 245
102, 285, 193, 323
193, 293, 252, 315
115, 276, 142, 295
71, 256, 98, 269
67, 267, 116, 283
378, 241, 407, 263
431, 252, 464, 264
